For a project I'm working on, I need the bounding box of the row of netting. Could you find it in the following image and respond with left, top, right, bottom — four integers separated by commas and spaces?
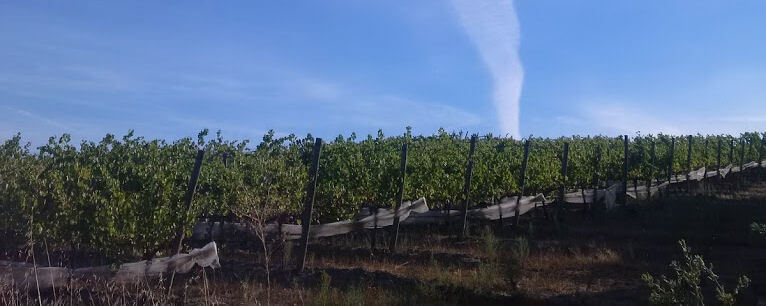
1, 129, 764, 259
192, 160, 766, 242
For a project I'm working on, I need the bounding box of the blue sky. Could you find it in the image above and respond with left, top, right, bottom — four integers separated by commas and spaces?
1, 1, 765, 146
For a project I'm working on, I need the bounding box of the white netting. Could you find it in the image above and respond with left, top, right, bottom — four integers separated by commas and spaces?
0, 242, 220, 290
194, 159, 765, 242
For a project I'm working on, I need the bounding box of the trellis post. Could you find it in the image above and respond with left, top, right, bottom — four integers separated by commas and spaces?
593, 146, 602, 189
740, 138, 745, 171
760, 136, 765, 167
647, 140, 656, 198
514, 139, 531, 226
703, 138, 709, 179
389, 142, 408, 252
686, 135, 692, 193
668, 137, 675, 184
298, 138, 322, 272
622, 135, 628, 205
173, 149, 205, 254
459, 135, 477, 239
557, 142, 569, 220
717, 137, 722, 177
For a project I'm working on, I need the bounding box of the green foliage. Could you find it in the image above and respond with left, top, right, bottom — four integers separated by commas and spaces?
750, 222, 766, 237
0, 130, 308, 258
0, 130, 763, 257
641, 240, 750, 306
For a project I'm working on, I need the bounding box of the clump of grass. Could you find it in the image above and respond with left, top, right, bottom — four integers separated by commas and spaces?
315, 271, 334, 306
0, 277, 178, 305
482, 226, 499, 261
240, 280, 264, 303
510, 236, 529, 264
308, 272, 390, 306
343, 286, 365, 306
469, 227, 513, 291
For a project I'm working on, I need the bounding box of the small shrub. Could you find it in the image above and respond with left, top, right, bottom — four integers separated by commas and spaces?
641, 240, 749, 306
750, 222, 766, 236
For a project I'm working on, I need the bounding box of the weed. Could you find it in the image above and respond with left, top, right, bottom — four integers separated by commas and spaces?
316, 271, 334, 306
510, 236, 529, 264
641, 240, 750, 306
750, 222, 766, 236
481, 226, 499, 262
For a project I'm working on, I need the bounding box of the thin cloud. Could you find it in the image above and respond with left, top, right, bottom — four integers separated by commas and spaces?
576, 99, 765, 137
337, 94, 481, 132
451, 0, 524, 138
297, 78, 343, 101
11, 107, 68, 130
582, 102, 683, 136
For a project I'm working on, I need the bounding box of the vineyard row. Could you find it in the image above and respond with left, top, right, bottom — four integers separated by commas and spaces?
0, 129, 764, 259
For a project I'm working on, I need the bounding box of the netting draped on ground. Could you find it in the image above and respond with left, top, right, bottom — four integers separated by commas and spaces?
0, 242, 220, 290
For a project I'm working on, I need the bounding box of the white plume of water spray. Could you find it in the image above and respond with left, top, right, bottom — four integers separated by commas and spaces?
451, 0, 524, 139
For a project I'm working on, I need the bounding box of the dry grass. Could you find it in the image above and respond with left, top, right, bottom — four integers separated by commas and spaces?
306, 227, 515, 299
517, 244, 633, 297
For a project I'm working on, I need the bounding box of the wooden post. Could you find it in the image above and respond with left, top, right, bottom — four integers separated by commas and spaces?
717, 137, 722, 177
747, 139, 760, 163
729, 139, 734, 165
703, 139, 709, 179
298, 138, 322, 272
686, 135, 693, 178
647, 140, 656, 198
495, 197, 503, 229
173, 149, 205, 254
652, 140, 658, 181
622, 135, 628, 205
593, 146, 602, 189
686, 135, 692, 193
389, 142, 408, 252
514, 139, 531, 226
606, 146, 613, 184
592, 145, 602, 209
740, 138, 745, 170
760, 137, 765, 167
370, 204, 378, 251
459, 135, 478, 239
633, 178, 638, 200
668, 137, 675, 184
557, 142, 569, 215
